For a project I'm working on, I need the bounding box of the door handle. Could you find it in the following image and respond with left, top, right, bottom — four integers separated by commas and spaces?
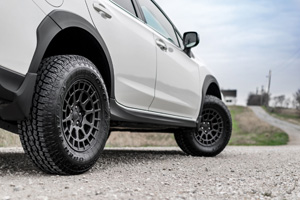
156, 39, 167, 51
93, 2, 112, 19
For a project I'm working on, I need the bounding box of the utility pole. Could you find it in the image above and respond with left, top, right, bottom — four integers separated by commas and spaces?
260, 85, 264, 106
266, 70, 272, 107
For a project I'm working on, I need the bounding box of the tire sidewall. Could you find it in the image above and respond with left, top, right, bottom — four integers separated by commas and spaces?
189, 97, 232, 156
49, 58, 109, 171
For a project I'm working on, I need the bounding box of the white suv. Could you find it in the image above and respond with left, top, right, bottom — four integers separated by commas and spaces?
0, 0, 232, 174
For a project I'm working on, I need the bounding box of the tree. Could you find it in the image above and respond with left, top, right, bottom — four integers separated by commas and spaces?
292, 99, 297, 109
284, 98, 290, 108
278, 95, 285, 107
247, 93, 260, 106
247, 92, 270, 106
274, 95, 285, 108
294, 89, 300, 110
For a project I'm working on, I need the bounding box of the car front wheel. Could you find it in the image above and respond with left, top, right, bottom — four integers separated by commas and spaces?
174, 95, 232, 157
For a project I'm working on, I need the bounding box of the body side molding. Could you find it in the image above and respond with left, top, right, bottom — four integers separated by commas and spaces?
110, 99, 197, 129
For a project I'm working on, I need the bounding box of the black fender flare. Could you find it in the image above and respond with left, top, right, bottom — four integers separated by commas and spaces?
28, 10, 115, 97
202, 75, 221, 100
196, 75, 221, 128
0, 10, 115, 121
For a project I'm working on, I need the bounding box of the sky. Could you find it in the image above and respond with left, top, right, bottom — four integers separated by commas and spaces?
156, 0, 300, 105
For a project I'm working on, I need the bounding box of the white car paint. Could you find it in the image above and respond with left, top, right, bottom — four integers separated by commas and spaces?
86, 0, 157, 110
0, 0, 45, 75
0, 0, 215, 121
149, 33, 201, 119
32, 0, 93, 25
0, 0, 96, 76
45, 0, 63, 7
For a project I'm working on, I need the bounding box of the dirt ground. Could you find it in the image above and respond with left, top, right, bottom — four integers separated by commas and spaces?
1, 146, 300, 200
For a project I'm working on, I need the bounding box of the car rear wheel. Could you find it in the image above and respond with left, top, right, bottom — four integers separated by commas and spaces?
19, 55, 110, 175
174, 95, 232, 157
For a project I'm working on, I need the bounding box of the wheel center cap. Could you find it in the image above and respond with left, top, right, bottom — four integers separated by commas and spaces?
200, 121, 211, 132
71, 106, 83, 125
72, 111, 79, 120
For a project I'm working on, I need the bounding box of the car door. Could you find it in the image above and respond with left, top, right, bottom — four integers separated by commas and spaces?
138, 0, 201, 118
85, 0, 156, 110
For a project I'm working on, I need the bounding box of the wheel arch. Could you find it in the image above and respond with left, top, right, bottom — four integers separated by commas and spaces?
202, 75, 221, 100
196, 75, 222, 127
28, 10, 114, 98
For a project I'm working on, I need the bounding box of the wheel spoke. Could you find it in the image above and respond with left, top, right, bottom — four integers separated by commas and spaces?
93, 99, 100, 105
90, 91, 96, 98
62, 114, 72, 123
86, 85, 92, 94
86, 109, 101, 115
78, 90, 84, 103
195, 108, 224, 147
82, 118, 99, 132
61, 80, 102, 152
82, 98, 90, 107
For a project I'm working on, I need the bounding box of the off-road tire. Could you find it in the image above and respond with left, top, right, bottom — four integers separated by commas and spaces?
175, 95, 232, 157
18, 55, 110, 175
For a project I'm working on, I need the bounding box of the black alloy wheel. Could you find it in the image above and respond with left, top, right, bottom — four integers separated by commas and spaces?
62, 80, 102, 152
195, 108, 224, 147
174, 95, 232, 157
19, 55, 110, 175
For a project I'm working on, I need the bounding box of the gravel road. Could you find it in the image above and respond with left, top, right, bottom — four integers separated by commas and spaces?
1, 146, 300, 200
250, 106, 300, 145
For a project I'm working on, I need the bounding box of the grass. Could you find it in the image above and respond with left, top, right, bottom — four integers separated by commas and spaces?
229, 105, 244, 133
228, 106, 289, 146
0, 106, 289, 147
262, 106, 300, 125
0, 128, 21, 147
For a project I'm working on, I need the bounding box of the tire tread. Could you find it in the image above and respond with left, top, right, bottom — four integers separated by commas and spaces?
19, 55, 109, 174
174, 95, 232, 157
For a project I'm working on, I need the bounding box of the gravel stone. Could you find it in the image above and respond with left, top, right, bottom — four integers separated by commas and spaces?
0, 146, 300, 199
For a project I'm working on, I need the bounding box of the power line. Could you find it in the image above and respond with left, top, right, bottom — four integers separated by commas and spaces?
273, 54, 300, 75
267, 70, 272, 94
272, 48, 300, 73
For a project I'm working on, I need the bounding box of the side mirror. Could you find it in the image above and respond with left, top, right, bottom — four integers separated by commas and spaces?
183, 32, 200, 57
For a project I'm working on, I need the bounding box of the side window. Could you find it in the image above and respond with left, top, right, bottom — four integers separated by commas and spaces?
138, 0, 179, 46
112, 0, 137, 16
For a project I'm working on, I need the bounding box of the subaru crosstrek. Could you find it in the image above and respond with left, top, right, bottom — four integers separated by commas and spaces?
0, 0, 232, 174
